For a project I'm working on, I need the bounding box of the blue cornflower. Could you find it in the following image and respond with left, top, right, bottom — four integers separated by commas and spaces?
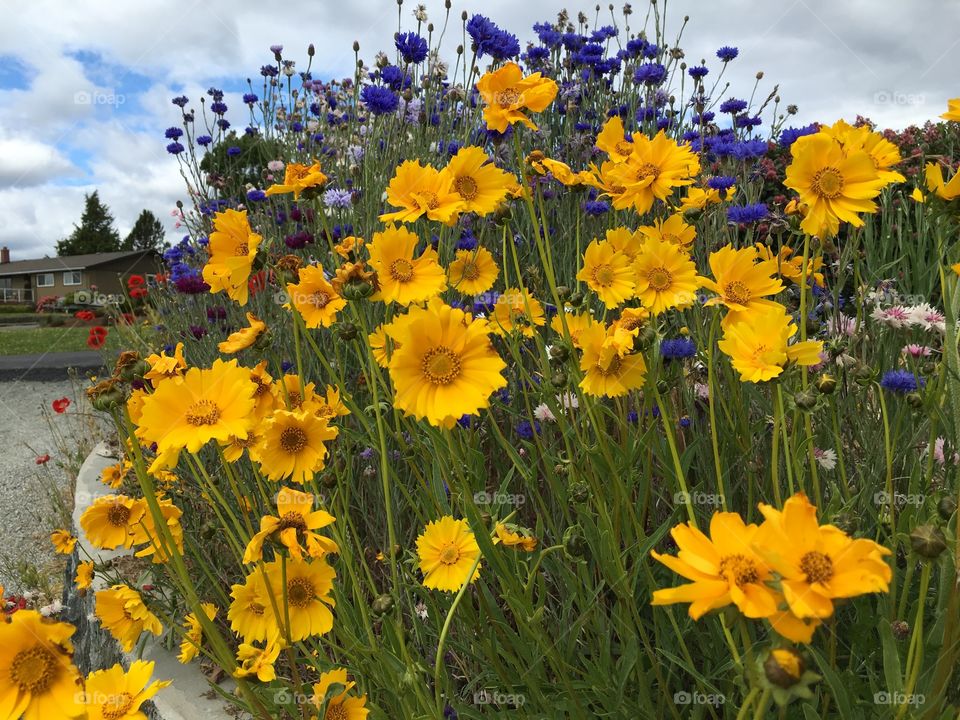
269, 44, 283, 55
679, 417, 691, 429
734, 114, 763, 129
716, 46, 739, 62
719, 98, 748, 114
661, 338, 697, 359
171, 95, 188, 108
196, 134, 212, 146
260, 65, 278, 77
166, 142, 184, 155
780, 124, 819, 147
395, 31, 429, 64
246, 189, 267, 202
880, 370, 924, 394
634, 62, 667, 85
361, 85, 399, 115
455, 231, 478, 251
707, 176, 736, 191
226, 146, 241, 157
691, 111, 715, 124
280, 360, 295, 373
533, 22, 562, 48
627, 411, 639, 424
323, 188, 353, 209
583, 200, 610, 216
516, 420, 541, 440
164, 127, 183, 139
217, 118, 230, 131
727, 203, 769, 223
688, 64, 709, 79
466, 15, 520, 60
380, 64, 410, 90
730, 139, 769, 160
242, 92, 258, 105
524, 46, 550, 64
210, 101, 228, 115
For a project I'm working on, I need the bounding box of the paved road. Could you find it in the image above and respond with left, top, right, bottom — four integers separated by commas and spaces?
0, 352, 105, 381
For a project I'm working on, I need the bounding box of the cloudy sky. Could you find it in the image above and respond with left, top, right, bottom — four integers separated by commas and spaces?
1, 0, 955, 258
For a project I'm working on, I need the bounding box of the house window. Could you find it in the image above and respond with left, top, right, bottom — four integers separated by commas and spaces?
63, 271, 82, 286
36, 273, 54, 287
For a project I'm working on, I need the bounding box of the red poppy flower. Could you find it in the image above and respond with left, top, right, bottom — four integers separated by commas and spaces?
36, 454, 50, 465
120, 313, 135, 324
129, 287, 148, 299
75, 310, 95, 321
52, 397, 71, 413
248, 270, 270, 296
87, 327, 108, 349
127, 274, 145, 288
155, 273, 167, 284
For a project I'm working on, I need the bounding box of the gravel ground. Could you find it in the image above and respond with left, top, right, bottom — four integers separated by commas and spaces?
0, 378, 92, 593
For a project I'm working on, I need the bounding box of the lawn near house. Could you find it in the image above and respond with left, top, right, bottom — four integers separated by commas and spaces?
0, 326, 119, 355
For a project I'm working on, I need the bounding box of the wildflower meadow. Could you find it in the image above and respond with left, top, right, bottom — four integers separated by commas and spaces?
10, 4, 960, 719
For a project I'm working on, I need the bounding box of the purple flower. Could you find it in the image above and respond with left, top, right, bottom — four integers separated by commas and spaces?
716, 46, 739, 62
634, 62, 667, 86
360, 85, 399, 115
164, 127, 183, 139
196, 135, 212, 146
171, 95, 189, 108
727, 203, 769, 224
719, 98, 748, 114
688, 65, 709, 79
881, 370, 923, 394
395, 32, 429, 64
661, 337, 697, 360
166, 142, 184, 155
323, 188, 353, 209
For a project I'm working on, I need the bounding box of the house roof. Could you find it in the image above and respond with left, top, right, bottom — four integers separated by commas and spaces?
0, 250, 157, 277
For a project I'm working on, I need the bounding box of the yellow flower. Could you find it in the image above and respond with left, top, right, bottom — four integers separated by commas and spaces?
925, 161, 960, 200
368, 224, 447, 305
202, 209, 262, 305
286, 265, 347, 328
228, 568, 278, 643
551, 311, 603, 348
718, 304, 823, 382
783, 132, 886, 237
76, 560, 95, 590
264, 557, 336, 641
942, 98, 960, 122
0, 610, 84, 720
50, 529, 76, 555
493, 523, 537, 551
264, 161, 328, 199
249, 360, 279, 418
911, 187, 925, 203
444, 146, 515, 215
651, 512, 778, 620
416, 516, 482, 592
604, 226, 645, 260
754, 493, 892, 619
490, 287, 546, 337
137, 359, 257, 471
754, 243, 825, 288
529, 155, 593, 186
577, 239, 635, 307
218, 312, 267, 354
129, 496, 184, 563
447, 247, 500, 296
276, 374, 323, 413
95, 585, 163, 652
604, 131, 700, 214
368, 325, 393, 368
676, 185, 729, 212
316, 385, 350, 421
632, 237, 700, 315
380, 160, 466, 224
475, 61, 558, 132
234, 639, 282, 683
243, 487, 338, 563
100, 461, 128, 489
577, 322, 647, 398
84, 659, 171, 720
80, 495, 146, 550
178, 603, 217, 664
595, 116, 636, 163
334, 235, 364, 259
144, 342, 186, 383
251, 410, 339, 484
388, 297, 507, 428
638, 213, 696, 247
701, 245, 784, 314
312, 667, 370, 720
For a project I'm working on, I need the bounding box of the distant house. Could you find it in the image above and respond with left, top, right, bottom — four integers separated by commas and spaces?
0, 247, 161, 304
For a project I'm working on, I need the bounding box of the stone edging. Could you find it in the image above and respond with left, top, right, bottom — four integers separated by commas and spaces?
64, 441, 238, 720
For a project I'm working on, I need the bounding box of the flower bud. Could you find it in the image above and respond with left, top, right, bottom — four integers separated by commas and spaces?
549, 345, 569, 363
763, 648, 804, 689
335, 322, 359, 341
815, 374, 836, 394
937, 496, 957, 521
906, 392, 924, 409
371, 594, 394, 616
910, 524, 947, 559
562, 525, 589, 560
794, 389, 817, 411
891, 620, 910, 640
550, 372, 568, 388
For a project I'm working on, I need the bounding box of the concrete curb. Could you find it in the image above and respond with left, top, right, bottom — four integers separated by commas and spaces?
67, 442, 238, 720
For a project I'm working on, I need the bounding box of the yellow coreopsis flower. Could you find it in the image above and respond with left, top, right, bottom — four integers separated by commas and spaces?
701, 245, 785, 315
228, 568, 278, 643
264, 557, 336, 641
276, 374, 323, 413
595, 115, 636, 163
285, 265, 346, 329
754, 493, 892, 619
249, 360, 279, 419
783, 132, 886, 237
550, 311, 602, 348
76, 560, 95, 590
447, 247, 499, 296
577, 239, 636, 307
313, 667, 370, 720
604, 226, 645, 260
676, 185, 729, 212
264, 161, 328, 199
494, 523, 538, 551
632, 237, 701, 315
528, 155, 594, 186
578, 322, 647, 398
178, 603, 217, 664
822, 119, 905, 185
243, 487, 338, 563
388, 297, 507, 428
380, 160, 466, 224
368, 224, 447, 305
416, 516, 482, 591
234, 639, 282, 682
754, 243, 825, 288
638, 213, 696, 247
84, 660, 171, 720
202, 209, 262, 305
137, 359, 257, 471
129, 496, 184, 563
942, 98, 960, 121
251, 410, 339, 484
218, 312, 267, 354
651, 512, 778, 620
604, 131, 700, 214
489, 287, 546, 337
316, 385, 350, 421
0, 610, 85, 719
144, 342, 186, 383
925, 161, 960, 200
95, 585, 163, 652
50, 529, 76, 555
80, 495, 147, 550
718, 304, 823, 382
476, 61, 558, 132
445, 146, 515, 215
100, 461, 128, 489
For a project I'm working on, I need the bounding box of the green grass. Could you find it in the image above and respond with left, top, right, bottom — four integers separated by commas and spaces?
0, 326, 118, 355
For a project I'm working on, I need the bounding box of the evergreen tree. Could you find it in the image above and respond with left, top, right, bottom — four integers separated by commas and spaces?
56, 191, 121, 255
121, 209, 167, 252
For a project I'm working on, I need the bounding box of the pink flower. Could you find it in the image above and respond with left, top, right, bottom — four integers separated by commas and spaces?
902, 344, 933, 358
